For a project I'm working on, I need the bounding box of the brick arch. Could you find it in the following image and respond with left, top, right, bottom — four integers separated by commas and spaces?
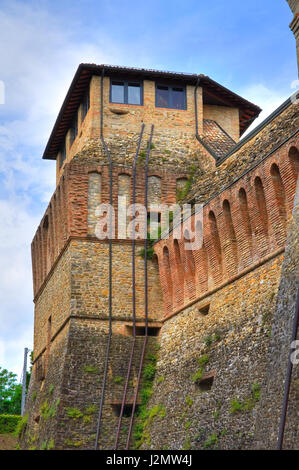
206, 210, 223, 283
118, 173, 131, 239
88, 172, 102, 236
173, 239, 184, 307
162, 245, 173, 313
288, 145, 299, 178
183, 229, 196, 300
253, 176, 269, 256
42, 215, 50, 276
270, 163, 287, 242
222, 199, 238, 276
238, 187, 253, 264
197, 241, 209, 294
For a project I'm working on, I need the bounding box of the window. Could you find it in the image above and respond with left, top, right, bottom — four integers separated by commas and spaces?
110, 80, 142, 105
156, 84, 186, 109
82, 87, 90, 121
70, 113, 78, 146
59, 142, 66, 168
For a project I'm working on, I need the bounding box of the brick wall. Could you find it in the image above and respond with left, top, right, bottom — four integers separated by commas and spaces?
203, 105, 239, 141
155, 137, 299, 318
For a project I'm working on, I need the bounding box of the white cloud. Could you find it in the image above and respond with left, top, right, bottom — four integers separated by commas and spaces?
0, 1, 126, 376
240, 83, 291, 137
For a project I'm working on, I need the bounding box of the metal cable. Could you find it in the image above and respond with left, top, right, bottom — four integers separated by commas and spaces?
94, 68, 113, 450
126, 124, 154, 450
114, 124, 145, 449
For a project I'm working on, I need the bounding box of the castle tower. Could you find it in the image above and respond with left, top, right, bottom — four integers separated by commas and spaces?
21, 64, 272, 450
287, 0, 299, 72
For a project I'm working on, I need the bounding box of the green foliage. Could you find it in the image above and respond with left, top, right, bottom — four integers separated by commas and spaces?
192, 355, 209, 383
40, 400, 56, 420
47, 438, 55, 450
192, 369, 203, 383
66, 407, 83, 420
182, 435, 191, 450
185, 396, 193, 407
214, 332, 221, 342
204, 336, 212, 348
197, 355, 209, 367
132, 352, 164, 449
113, 376, 124, 384
49, 384, 54, 395
143, 363, 156, 381
85, 404, 97, 415
0, 414, 22, 434
230, 384, 261, 414
230, 398, 244, 414
31, 391, 37, 402
251, 383, 260, 401
184, 420, 191, 431
40, 441, 47, 450
15, 413, 28, 437
83, 366, 98, 373
0, 367, 22, 414
157, 376, 165, 384
213, 409, 220, 419
203, 433, 218, 449
176, 165, 197, 201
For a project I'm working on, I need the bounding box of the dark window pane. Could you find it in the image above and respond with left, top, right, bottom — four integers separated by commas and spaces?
111, 81, 124, 103
156, 86, 169, 107
172, 87, 185, 109
128, 83, 141, 105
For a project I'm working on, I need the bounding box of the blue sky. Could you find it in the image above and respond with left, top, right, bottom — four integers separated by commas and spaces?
0, 0, 297, 379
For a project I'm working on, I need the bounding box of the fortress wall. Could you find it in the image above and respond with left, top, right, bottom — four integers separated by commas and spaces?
155, 137, 299, 318
141, 253, 284, 450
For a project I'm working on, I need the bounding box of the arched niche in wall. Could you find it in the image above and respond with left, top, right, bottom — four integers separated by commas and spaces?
254, 176, 269, 239
176, 177, 188, 202
118, 173, 131, 239
238, 187, 253, 260
163, 245, 173, 309
288, 146, 299, 178
87, 172, 102, 236
270, 163, 287, 232
222, 199, 238, 272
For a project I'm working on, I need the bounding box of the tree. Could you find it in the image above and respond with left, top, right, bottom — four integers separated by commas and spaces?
0, 367, 22, 415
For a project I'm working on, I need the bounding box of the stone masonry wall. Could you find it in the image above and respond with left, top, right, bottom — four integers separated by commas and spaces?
140, 254, 283, 450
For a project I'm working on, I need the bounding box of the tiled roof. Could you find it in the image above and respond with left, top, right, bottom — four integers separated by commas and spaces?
201, 120, 236, 159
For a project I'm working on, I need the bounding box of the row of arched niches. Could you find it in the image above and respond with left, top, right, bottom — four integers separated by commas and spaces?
155, 144, 299, 316
31, 143, 298, 306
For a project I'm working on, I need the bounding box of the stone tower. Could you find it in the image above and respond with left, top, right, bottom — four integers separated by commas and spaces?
287, 0, 299, 72
21, 64, 298, 450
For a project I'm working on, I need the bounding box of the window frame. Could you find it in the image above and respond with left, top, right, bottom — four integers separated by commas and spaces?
109, 79, 143, 106
155, 83, 187, 110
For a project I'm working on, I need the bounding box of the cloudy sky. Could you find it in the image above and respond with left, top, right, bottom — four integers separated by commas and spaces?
0, 0, 297, 379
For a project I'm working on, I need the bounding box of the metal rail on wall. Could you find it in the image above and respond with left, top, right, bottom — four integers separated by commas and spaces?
125, 124, 154, 450
94, 68, 113, 450
277, 285, 299, 450
114, 123, 145, 449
